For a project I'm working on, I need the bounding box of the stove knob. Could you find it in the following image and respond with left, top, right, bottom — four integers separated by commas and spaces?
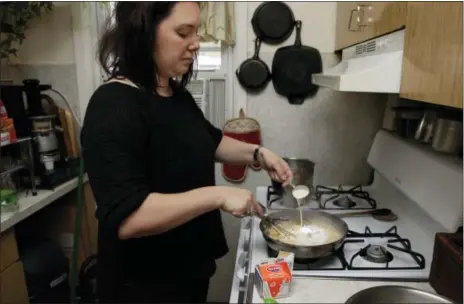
242, 230, 250, 244
237, 252, 248, 266
236, 268, 245, 282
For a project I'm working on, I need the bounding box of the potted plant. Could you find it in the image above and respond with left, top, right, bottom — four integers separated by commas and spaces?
0, 1, 53, 79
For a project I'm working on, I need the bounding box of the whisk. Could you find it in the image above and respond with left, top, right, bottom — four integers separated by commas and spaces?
254, 212, 295, 238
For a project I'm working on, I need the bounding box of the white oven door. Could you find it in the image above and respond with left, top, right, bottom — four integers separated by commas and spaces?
229, 217, 253, 303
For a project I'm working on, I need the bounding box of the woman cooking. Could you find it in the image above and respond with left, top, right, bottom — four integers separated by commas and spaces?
81, 2, 293, 303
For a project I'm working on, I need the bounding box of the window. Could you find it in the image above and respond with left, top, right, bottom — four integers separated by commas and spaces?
197, 41, 222, 71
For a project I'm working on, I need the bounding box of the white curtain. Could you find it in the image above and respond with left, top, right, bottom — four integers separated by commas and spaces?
198, 2, 235, 46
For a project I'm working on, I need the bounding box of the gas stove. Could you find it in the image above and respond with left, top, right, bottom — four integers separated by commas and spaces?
252, 181, 440, 280
230, 130, 462, 303
252, 131, 462, 280
267, 184, 377, 211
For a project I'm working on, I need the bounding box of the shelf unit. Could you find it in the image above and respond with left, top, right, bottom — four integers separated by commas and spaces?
0, 138, 37, 205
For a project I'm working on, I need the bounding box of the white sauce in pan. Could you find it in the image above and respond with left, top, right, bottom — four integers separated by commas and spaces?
268, 221, 342, 246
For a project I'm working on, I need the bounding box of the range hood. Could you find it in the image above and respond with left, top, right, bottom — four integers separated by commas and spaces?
312, 29, 405, 93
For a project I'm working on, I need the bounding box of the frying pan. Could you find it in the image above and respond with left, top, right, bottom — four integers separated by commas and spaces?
259, 209, 349, 259
271, 20, 323, 105
251, 1, 296, 45
235, 38, 271, 92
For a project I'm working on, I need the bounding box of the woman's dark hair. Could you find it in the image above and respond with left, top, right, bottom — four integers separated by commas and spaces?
97, 2, 196, 92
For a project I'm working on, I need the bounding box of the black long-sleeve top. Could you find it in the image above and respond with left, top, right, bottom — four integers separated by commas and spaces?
81, 82, 228, 289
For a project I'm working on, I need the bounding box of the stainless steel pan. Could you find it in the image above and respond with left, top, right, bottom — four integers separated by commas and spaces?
259, 209, 348, 259
345, 286, 454, 304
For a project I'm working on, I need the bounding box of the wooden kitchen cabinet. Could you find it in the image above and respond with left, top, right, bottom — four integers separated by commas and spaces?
0, 262, 29, 304
335, 2, 407, 50
0, 229, 29, 304
400, 2, 463, 109
0, 229, 19, 273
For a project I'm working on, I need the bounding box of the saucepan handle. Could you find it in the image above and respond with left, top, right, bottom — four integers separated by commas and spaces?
336, 208, 392, 217
236, 201, 266, 219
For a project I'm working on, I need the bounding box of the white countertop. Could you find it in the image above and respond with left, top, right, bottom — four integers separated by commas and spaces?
251, 277, 436, 303
1, 175, 88, 233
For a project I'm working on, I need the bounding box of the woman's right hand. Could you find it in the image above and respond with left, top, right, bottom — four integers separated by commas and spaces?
214, 186, 264, 217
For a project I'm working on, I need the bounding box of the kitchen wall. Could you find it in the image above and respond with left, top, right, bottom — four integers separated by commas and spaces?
208, 2, 388, 302
5, 2, 81, 120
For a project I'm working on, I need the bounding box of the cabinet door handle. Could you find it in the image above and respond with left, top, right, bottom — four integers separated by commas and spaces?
348, 5, 374, 32
348, 8, 359, 32
358, 5, 374, 29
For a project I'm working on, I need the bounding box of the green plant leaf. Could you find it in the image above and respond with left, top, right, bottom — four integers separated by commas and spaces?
0, 1, 54, 59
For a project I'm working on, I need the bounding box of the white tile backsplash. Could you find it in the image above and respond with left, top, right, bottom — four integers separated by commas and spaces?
218, 51, 388, 187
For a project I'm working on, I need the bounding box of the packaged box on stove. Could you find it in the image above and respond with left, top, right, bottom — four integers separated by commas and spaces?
277, 251, 294, 273
254, 258, 292, 299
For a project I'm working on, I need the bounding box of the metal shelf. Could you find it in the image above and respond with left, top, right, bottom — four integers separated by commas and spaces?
0, 136, 36, 195
0, 137, 31, 148
0, 164, 26, 177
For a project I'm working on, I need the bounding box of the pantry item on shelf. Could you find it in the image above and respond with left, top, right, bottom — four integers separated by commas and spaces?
0, 188, 19, 213
0, 99, 8, 119
0, 99, 18, 146
0, 131, 10, 146
3, 118, 17, 142
222, 109, 262, 183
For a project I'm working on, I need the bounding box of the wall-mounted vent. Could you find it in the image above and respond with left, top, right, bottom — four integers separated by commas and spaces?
355, 40, 377, 55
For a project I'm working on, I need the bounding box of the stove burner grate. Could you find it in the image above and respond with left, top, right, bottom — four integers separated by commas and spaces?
315, 185, 377, 210
333, 196, 356, 208
265, 226, 426, 271
346, 226, 426, 270
267, 186, 283, 207
360, 245, 394, 263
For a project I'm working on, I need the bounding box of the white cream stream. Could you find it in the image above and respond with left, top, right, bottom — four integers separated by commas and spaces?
292, 186, 310, 228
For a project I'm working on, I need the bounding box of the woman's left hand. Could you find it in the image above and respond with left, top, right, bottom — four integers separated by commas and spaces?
257, 148, 293, 186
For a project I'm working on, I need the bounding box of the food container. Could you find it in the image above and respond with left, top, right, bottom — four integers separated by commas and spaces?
0, 188, 18, 213
431, 118, 463, 154
277, 251, 295, 273
254, 258, 292, 299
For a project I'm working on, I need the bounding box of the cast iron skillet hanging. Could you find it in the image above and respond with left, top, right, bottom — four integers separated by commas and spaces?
235, 38, 271, 92
271, 21, 323, 105
251, 1, 295, 45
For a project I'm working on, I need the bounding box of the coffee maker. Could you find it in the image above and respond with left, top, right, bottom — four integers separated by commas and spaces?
1, 79, 80, 189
